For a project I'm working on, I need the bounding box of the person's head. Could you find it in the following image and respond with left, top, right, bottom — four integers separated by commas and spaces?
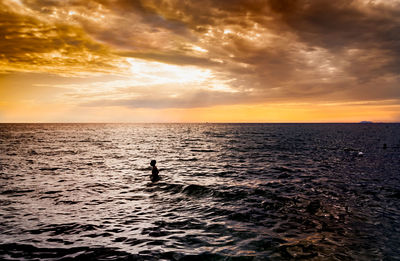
150, 160, 156, 167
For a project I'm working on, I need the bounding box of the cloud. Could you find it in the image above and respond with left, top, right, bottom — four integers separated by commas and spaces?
267, 0, 400, 81
0, 0, 124, 75
2, 0, 400, 111
117, 51, 219, 67
82, 89, 250, 109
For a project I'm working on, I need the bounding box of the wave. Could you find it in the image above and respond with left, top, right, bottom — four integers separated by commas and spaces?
27, 223, 104, 236
0, 243, 134, 260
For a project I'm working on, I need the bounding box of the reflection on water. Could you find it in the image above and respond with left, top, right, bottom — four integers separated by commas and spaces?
0, 123, 399, 260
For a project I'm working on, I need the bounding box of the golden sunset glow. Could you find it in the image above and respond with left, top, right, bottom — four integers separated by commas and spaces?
1, 0, 400, 122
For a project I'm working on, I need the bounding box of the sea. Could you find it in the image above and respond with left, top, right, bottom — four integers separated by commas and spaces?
0, 123, 399, 260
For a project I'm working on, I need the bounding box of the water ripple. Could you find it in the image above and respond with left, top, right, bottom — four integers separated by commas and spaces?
0, 123, 399, 260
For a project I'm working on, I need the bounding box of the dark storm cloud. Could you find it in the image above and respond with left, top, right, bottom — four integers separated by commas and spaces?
267, 0, 400, 80
271, 0, 400, 50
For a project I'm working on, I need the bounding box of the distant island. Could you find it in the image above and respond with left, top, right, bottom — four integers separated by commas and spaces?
359, 121, 373, 123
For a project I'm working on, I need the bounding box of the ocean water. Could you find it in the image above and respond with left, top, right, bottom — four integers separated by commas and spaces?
0, 123, 399, 260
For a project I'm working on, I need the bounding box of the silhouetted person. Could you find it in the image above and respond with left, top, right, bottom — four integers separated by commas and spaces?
150, 160, 160, 182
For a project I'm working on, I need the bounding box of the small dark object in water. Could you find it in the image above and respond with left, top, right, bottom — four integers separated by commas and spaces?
306, 200, 321, 214
383, 143, 387, 149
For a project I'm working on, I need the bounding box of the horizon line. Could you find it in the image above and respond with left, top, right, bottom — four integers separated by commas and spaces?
1, 121, 399, 124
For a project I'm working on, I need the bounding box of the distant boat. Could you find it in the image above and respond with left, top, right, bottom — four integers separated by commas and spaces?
359, 121, 373, 124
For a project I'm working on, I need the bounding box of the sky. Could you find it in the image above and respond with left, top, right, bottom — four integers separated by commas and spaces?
1, 0, 400, 122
